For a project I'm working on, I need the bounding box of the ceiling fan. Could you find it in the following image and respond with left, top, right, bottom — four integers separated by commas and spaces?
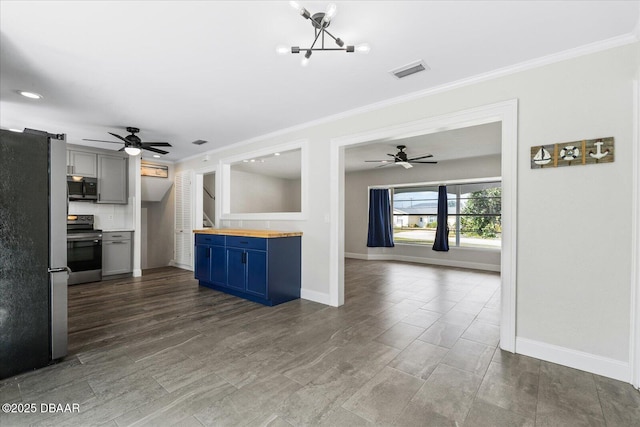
82, 127, 172, 156
365, 145, 437, 169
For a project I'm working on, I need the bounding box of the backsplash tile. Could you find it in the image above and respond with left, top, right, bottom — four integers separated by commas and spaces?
69, 201, 133, 230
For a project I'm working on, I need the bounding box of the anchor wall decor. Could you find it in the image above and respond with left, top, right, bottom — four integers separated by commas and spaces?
530, 137, 614, 169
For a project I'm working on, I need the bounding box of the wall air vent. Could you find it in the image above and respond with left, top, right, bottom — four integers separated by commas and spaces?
390, 60, 430, 79
192, 139, 208, 145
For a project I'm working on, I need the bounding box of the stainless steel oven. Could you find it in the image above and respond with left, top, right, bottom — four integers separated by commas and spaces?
67, 215, 102, 285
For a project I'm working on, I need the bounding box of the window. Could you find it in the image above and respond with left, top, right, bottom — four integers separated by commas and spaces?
391, 180, 501, 249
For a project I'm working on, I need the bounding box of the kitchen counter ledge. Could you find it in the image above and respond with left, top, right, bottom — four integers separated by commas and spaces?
193, 228, 302, 238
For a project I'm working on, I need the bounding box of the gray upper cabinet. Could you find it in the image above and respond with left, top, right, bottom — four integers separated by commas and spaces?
97, 154, 128, 204
67, 150, 97, 177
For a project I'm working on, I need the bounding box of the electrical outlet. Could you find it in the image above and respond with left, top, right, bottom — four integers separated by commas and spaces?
108, 214, 113, 220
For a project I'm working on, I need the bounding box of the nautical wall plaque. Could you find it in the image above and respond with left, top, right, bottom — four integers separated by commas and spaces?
531, 137, 614, 169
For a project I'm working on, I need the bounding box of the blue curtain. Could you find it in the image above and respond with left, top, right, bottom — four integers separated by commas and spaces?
367, 189, 394, 247
432, 185, 449, 251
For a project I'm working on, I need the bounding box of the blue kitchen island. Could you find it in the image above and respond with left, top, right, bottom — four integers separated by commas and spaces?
193, 229, 302, 306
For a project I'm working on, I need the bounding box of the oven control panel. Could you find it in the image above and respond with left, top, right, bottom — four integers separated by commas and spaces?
67, 215, 94, 228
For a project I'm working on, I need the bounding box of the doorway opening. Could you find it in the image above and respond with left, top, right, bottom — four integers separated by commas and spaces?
330, 100, 518, 352
202, 172, 215, 228
194, 166, 218, 238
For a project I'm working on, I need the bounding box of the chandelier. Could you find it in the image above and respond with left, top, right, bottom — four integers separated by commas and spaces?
278, 1, 370, 66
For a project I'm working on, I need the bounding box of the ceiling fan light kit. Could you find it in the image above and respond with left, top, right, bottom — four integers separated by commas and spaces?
283, 1, 369, 66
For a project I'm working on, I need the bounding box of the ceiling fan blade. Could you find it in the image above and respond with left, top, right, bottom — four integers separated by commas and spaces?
364, 160, 391, 163
141, 142, 172, 147
408, 161, 438, 164
398, 162, 413, 169
118, 147, 125, 152
82, 138, 123, 144
108, 132, 129, 143
407, 154, 433, 161
142, 146, 169, 155
375, 163, 393, 168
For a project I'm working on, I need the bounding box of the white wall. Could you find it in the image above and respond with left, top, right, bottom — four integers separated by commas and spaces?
345, 155, 501, 271
175, 42, 639, 375
230, 169, 301, 213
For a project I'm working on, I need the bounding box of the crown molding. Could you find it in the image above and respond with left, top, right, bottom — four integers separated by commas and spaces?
179, 31, 639, 166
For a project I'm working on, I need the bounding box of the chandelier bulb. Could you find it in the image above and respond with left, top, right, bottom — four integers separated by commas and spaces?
290, 1, 310, 19
335, 37, 344, 47
301, 50, 311, 66
355, 43, 371, 54
289, 1, 302, 11
323, 3, 337, 22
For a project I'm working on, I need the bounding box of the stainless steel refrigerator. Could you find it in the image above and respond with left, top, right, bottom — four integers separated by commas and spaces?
0, 128, 68, 379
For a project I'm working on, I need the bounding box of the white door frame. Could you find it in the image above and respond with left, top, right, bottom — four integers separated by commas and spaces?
329, 99, 519, 352
631, 77, 640, 389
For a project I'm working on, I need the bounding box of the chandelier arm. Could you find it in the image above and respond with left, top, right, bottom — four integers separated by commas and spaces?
308, 28, 323, 51
302, 47, 347, 51
322, 29, 340, 42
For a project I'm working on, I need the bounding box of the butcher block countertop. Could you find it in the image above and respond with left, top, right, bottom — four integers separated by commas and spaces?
193, 229, 302, 238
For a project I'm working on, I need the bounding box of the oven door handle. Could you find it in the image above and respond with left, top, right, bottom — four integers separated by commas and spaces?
67, 235, 103, 241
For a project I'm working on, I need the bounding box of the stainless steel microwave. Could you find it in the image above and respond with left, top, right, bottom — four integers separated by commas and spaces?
67, 176, 97, 201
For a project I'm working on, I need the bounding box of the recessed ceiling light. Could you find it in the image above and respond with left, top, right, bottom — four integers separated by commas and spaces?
243, 159, 249, 163
250, 159, 256, 163
18, 91, 43, 99
274, 152, 281, 156
9, 128, 22, 133
153, 154, 161, 158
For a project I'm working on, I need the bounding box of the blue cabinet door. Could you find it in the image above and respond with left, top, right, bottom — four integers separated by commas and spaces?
194, 245, 210, 281
226, 248, 246, 291
246, 250, 267, 297
210, 245, 226, 286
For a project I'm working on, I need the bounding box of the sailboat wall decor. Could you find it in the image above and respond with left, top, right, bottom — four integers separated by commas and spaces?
530, 137, 614, 169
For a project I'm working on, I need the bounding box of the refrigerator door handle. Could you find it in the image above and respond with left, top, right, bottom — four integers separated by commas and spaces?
48, 266, 71, 276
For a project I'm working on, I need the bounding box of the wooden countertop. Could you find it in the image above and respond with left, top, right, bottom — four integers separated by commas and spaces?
193, 229, 302, 238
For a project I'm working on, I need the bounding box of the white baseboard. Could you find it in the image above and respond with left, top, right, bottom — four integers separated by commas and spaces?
133, 269, 142, 277
345, 252, 369, 260
300, 288, 332, 306
344, 252, 500, 272
170, 260, 193, 271
516, 337, 630, 382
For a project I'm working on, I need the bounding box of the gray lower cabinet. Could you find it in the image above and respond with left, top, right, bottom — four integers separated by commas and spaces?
97, 154, 128, 204
102, 231, 132, 276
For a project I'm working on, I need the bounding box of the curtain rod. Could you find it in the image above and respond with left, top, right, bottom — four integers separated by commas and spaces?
368, 176, 501, 190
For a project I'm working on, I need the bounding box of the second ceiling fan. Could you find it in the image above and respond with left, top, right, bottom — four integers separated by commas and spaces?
365, 145, 437, 169
83, 127, 172, 155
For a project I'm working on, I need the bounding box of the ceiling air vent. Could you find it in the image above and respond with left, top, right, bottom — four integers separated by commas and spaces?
192, 139, 208, 145
390, 60, 430, 79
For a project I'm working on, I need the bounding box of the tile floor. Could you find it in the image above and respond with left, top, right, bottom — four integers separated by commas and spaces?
0, 260, 638, 426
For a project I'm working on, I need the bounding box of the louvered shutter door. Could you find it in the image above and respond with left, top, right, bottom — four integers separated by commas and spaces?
174, 171, 193, 268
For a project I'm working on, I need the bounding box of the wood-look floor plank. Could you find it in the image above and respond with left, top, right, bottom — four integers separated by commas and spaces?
1, 262, 637, 427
